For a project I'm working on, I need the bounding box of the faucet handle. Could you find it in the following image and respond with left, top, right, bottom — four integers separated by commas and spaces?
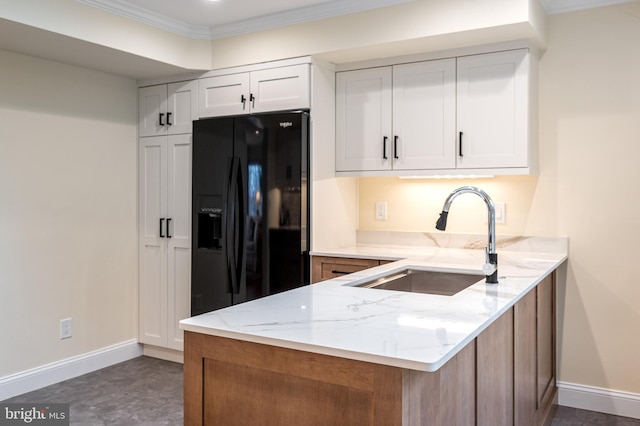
482, 246, 497, 275
482, 262, 497, 276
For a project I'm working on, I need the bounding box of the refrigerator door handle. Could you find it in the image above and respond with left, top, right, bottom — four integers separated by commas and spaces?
225, 157, 237, 295
233, 156, 245, 295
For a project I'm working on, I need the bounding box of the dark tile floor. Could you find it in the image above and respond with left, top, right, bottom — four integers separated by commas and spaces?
3, 357, 183, 426
3, 356, 639, 425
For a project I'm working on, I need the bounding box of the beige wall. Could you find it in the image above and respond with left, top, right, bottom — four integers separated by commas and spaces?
0, 50, 138, 377
0, 0, 211, 71
358, 3, 640, 394
210, 0, 545, 69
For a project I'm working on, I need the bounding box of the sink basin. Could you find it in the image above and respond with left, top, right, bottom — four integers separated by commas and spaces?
353, 269, 484, 296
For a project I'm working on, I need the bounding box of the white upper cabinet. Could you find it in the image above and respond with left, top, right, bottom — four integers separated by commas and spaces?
336, 67, 392, 171
336, 59, 457, 173
457, 49, 529, 169
139, 81, 198, 137
335, 48, 536, 176
198, 64, 310, 118
392, 59, 456, 170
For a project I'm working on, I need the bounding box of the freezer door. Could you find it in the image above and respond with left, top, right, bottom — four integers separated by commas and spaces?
191, 117, 234, 315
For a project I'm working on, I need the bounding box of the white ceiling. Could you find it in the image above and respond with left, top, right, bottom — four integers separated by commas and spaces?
79, 0, 637, 40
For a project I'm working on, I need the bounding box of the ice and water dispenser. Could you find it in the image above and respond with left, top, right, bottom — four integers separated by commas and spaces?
197, 195, 222, 250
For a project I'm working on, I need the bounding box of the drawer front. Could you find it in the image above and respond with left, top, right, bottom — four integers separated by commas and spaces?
312, 256, 380, 283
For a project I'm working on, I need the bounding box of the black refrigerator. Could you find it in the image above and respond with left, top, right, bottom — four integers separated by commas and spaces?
191, 112, 310, 316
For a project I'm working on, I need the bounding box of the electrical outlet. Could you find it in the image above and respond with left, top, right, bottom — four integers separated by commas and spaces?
375, 201, 387, 221
494, 202, 506, 224
60, 318, 72, 340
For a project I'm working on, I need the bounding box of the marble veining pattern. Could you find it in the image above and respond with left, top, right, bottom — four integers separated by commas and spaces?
180, 236, 568, 372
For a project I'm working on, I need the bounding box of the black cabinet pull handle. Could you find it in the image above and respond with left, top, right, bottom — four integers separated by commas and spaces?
459, 131, 463, 157
241, 94, 246, 108
159, 113, 165, 126
249, 93, 255, 108
331, 270, 351, 275
166, 218, 172, 238
166, 112, 172, 126
159, 218, 165, 238
383, 136, 388, 159
394, 136, 399, 159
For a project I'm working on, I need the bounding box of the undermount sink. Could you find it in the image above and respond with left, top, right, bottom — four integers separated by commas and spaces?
353, 269, 484, 296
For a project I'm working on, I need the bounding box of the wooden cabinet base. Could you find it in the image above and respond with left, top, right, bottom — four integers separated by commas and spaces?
183, 274, 557, 425
184, 332, 479, 426
184, 333, 555, 426
184, 332, 401, 426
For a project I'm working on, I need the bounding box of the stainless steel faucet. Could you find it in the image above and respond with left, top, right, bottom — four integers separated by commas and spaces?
435, 186, 498, 284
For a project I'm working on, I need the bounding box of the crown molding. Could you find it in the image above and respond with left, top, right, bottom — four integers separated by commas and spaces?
208, 0, 414, 39
79, 0, 637, 40
78, 0, 211, 39
78, 0, 413, 40
540, 0, 635, 14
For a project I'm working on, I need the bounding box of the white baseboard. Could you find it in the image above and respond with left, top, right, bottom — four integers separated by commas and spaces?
558, 381, 640, 420
142, 344, 184, 364
0, 339, 142, 401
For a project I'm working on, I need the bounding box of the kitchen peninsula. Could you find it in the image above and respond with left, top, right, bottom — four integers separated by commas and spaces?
180, 234, 567, 426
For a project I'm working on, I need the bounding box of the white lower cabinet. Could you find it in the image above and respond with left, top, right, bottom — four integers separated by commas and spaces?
138, 134, 191, 351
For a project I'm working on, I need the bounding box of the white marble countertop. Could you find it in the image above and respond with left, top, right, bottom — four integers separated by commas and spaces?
180, 234, 568, 372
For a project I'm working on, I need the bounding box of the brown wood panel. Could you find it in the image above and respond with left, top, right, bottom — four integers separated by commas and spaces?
515, 289, 538, 426
477, 309, 514, 426
184, 332, 204, 426
201, 335, 374, 390
537, 273, 556, 409
188, 333, 402, 426
439, 339, 476, 426
204, 358, 374, 426
402, 340, 475, 426
311, 256, 381, 283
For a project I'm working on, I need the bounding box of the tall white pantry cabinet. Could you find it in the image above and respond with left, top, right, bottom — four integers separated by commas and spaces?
138, 80, 196, 351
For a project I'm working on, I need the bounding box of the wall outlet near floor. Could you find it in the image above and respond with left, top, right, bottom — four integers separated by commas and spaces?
60, 318, 72, 339
375, 201, 387, 221
494, 202, 506, 224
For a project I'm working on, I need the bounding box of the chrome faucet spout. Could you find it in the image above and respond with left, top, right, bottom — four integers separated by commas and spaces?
435, 186, 498, 284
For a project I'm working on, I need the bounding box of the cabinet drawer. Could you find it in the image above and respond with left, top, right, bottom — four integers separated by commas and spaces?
312, 256, 384, 283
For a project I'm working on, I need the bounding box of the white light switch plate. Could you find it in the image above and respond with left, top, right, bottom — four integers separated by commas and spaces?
375, 201, 387, 221
494, 202, 506, 224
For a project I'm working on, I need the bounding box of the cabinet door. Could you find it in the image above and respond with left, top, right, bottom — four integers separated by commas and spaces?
138, 137, 168, 346
476, 309, 514, 426
198, 73, 251, 118
336, 67, 392, 172
166, 134, 192, 351
167, 81, 198, 135
457, 49, 529, 169
139, 85, 167, 137
392, 59, 456, 170
514, 289, 537, 426
250, 64, 310, 113
537, 273, 556, 407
